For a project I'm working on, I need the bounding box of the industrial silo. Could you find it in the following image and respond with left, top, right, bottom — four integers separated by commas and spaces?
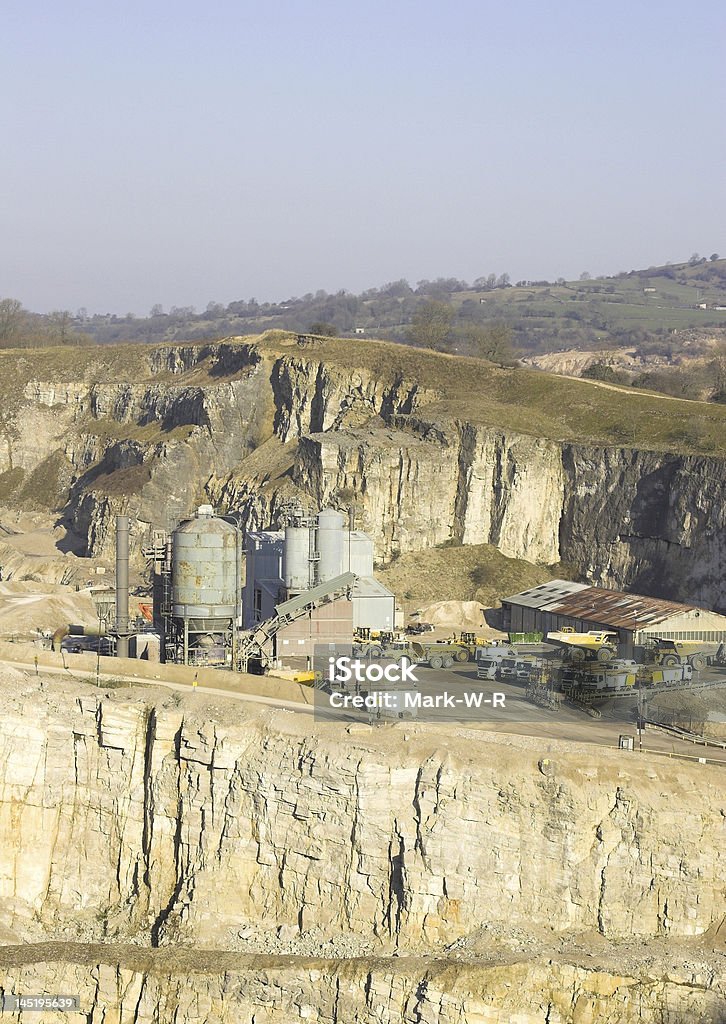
171, 505, 239, 664
283, 525, 310, 593
316, 508, 345, 583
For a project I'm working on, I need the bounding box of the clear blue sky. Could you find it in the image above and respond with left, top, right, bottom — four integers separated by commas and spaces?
2, 0, 724, 314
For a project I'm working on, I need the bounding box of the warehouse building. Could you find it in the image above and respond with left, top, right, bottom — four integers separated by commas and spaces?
502, 579, 726, 654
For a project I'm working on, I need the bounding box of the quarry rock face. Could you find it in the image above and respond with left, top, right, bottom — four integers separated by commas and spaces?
0, 678, 724, 1022
1, 338, 725, 606
0, 682, 724, 948
0, 953, 724, 1023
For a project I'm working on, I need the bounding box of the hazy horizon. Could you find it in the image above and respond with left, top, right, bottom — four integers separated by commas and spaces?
3, 0, 725, 316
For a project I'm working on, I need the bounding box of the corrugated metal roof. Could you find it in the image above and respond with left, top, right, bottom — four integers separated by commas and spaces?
546, 586, 700, 630
505, 579, 704, 631
502, 580, 588, 609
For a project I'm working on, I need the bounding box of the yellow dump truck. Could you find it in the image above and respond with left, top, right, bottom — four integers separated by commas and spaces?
546, 627, 619, 662
647, 638, 722, 672
410, 640, 472, 669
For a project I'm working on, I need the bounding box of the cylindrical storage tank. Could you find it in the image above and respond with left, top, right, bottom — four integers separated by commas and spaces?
316, 508, 345, 583
171, 507, 238, 631
283, 525, 310, 592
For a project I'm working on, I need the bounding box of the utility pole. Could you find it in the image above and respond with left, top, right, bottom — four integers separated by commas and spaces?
115, 515, 131, 659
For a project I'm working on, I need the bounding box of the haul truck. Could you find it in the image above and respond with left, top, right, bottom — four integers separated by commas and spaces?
646, 637, 724, 672
410, 640, 473, 669
546, 628, 619, 663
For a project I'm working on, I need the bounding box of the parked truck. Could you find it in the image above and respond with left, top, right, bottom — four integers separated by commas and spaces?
560, 660, 638, 693
475, 646, 537, 682
410, 640, 474, 669
546, 628, 619, 663
646, 637, 723, 672
640, 662, 693, 686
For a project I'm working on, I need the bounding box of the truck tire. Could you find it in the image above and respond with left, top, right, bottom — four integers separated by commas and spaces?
597, 647, 614, 663
429, 655, 443, 670
690, 654, 706, 671
368, 646, 383, 659
662, 654, 679, 667
443, 656, 454, 669
455, 648, 469, 663
570, 648, 586, 662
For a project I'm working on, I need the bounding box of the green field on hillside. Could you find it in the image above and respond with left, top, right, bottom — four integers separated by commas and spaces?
449, 260, 726, 353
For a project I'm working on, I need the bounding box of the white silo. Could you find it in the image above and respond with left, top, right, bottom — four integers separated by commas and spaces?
283, 525, 310, 593
316, 508, 345, 583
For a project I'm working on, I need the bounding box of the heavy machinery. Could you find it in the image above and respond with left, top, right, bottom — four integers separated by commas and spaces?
353, 637, 413, 662
410, 639, 479, 669
646, 637, 724, 672
546, 628, 619, 663
639, 663, 693, 687
236, 571, 357, 671
450, 632, 493, 660
352, 629, 412, 660
560, 660, 638, 694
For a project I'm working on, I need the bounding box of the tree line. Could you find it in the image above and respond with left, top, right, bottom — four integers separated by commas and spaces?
0, 299, 93, 349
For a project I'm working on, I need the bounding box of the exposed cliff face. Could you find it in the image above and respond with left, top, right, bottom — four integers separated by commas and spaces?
1, 677, 724, 949
0, 675, 724, 1022
561, 446, 726, 602
1, 335, 725, 605
1, 946, 724, 1023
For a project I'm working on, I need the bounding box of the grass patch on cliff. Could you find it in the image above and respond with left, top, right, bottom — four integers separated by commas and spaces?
88, 418, 195, 444
0, 467, 25, 498
18, 451, 74, 511
377, 543, 567, 608
91, 463, 153, 496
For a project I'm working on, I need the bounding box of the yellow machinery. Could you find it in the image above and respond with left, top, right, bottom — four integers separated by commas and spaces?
546, 627, 619, 662
647, 637, 721, 672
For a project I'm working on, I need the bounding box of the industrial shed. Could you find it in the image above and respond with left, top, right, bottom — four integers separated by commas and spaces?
502, 580, 726, 652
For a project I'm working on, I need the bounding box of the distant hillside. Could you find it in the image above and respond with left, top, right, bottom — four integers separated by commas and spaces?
3, 255, 726, 367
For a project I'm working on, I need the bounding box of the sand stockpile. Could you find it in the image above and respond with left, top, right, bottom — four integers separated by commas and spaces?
0, 509, 94, 586
411, 599, 505, 635
0, 582, 100, 636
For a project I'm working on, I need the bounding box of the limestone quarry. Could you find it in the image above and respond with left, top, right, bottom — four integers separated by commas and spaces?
1, 333, 726, 606
1, 334, 725, 1022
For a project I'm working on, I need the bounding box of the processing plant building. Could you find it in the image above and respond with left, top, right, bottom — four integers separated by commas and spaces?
243, 508, 395, 632
502, 579, 726, 652
148, 505, 395, 668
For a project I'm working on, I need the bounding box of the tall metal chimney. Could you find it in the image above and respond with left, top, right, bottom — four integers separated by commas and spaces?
115, 514, 130, 658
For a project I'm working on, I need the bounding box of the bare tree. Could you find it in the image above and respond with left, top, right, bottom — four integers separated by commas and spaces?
407, 300, 454, 349
0, 298, 25, 346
